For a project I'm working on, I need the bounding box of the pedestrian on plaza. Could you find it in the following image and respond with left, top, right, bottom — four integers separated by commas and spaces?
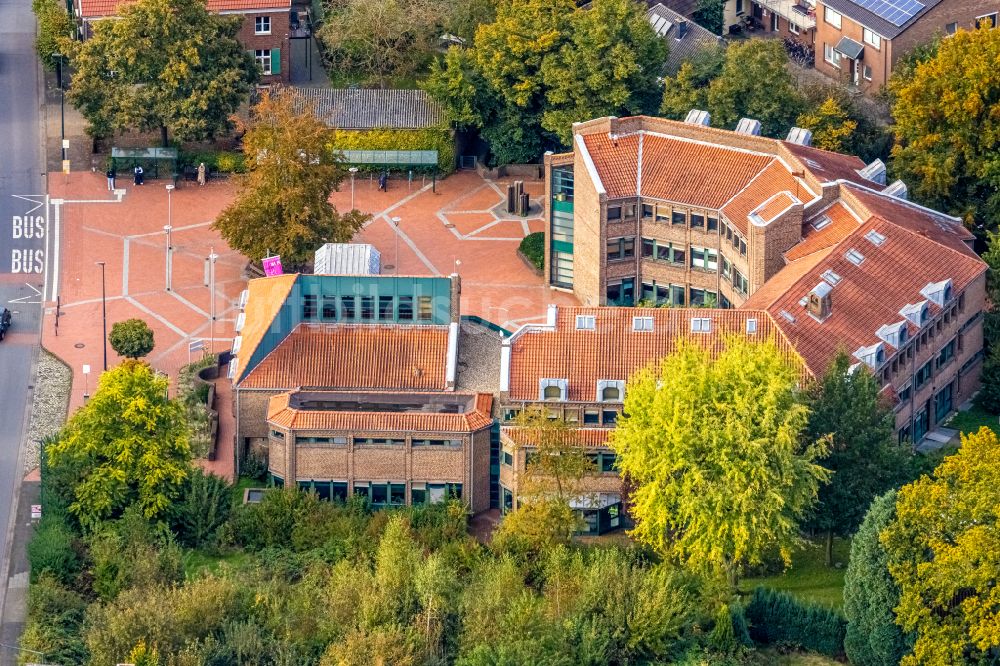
134, 164, 144, 185
106, 166, 116, 191
378, 171, 387, 191
197, 162, 206, 186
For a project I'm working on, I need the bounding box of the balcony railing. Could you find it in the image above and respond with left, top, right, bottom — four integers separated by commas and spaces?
758, 0, 817, 29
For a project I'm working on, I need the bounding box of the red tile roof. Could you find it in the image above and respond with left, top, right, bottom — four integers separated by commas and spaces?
501, 426, 611, 448
721, 161, 803, 235
268, 392, 493, 433
785, 202, 861, 262
780, 141, 869, 185
506, 306, 803, 401
581, 131, 773, 207
748, 215, 986, 375
78, 0, 289, 18
240, 324, 450, 391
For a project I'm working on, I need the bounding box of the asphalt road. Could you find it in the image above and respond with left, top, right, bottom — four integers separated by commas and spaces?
0, 0, 46, 656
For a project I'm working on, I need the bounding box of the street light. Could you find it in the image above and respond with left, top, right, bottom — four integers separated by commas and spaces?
208, 247, 218, 355
390, 216, 401, 274
96, 261, 107, 371
52, 52, 65, 162
349, 166, 358, 210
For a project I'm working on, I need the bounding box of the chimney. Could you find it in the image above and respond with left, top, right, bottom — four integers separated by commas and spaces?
858, 159, 887, 185
807, 281, 832, 321
684, 108, 711, 126
786, 127, 813, 146
735, 117, 762, 136
677, 19, 688, 38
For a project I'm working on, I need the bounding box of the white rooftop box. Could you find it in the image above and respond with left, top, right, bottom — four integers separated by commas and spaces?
314, 243, 381, 275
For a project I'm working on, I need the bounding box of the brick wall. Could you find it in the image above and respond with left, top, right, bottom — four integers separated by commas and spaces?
813, 4, 893, 89
233, 9, 291, 84
572, 145, 604, 306
892, 0, 1000, 64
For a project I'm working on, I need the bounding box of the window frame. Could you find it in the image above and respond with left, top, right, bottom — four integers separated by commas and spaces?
824, 43, 841, 68
254, 48, 273, 76
863, 28, 881, 49
824, 7, 842, 28
255, 14, 271, 35
976, 12, 998, 28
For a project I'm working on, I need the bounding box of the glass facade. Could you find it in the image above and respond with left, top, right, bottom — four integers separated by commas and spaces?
550, 166, 575, 288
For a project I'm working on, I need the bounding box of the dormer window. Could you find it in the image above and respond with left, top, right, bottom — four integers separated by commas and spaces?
576, 315, 596, 330
597, 380, 625, 403
920, 279, 953, 307
900, 301, 929, 327
539, 378, 568, 402
633, 316, 654, 332
690, 317, 711, 333
876, 321, 909, 348
854, 342, 886, 369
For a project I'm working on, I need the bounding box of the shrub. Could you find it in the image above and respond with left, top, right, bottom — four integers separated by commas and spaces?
171, 468, 231, 549
108, 318, 155, 358
240, 450, 268, 481
518, 232, 544, 270
19, 573, 89, 664
215, 151, 246, 173
329, 126, 456, 174
744, 587, 846, 657
27, 516, 81, 586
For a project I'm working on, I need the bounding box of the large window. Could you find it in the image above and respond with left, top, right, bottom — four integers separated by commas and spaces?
863, 28, 881, 48
915, 360, 933, 389
255, 49, 273, 76
934, 383, 954, 422
976, 12, 998, 28
824, 7, 842, 28
690, 246, 717, 272
824, 43, 841, 68
642, 238, 685, 265
302, 294, 317, 319
606, 237, 635, 261
255, 15, 271, 34
606, 279, 634, 306
733, 269, 749, 296
937, 338, 956, 369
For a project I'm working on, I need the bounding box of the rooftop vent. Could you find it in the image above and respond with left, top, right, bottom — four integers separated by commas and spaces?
685, 109, 711, 126
884, 179, 908, 199
845, 248, 865, 266
821, 269, 842, 286
786, 127, 813, 146
858, 159, 887, 185
807, 281, 833, 321
811, 215, 832, 231
735, 118, 762, 136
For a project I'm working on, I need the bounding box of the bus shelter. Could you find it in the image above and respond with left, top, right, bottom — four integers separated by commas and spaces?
337, 149, 440, 192
111, 147, 178, 181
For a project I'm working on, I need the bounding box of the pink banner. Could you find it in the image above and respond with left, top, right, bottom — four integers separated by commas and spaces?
262, 255, 283, 277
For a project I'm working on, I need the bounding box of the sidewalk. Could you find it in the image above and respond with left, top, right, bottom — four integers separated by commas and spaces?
43, 68, 95, 176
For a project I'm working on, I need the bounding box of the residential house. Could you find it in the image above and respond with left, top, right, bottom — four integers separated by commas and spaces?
542, 114, 986, 447
814, 0, 999, 89
72, 0, 293, 83
744, 0, 818, 44
230, 273, 494, 513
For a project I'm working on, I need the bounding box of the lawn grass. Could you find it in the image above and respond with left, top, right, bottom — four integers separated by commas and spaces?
181, 548, 251, 579
739, 537, 850, 609
231, 475, 265, 505
945, 405, 999, 437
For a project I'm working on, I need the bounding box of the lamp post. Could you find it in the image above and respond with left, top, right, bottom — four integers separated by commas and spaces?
52, 52, 65, 162
390, 216, 401, 274
163, 223, 172, 291
207, 247, 218, 355
96, 261, 107, 371
349, 167, 358, 210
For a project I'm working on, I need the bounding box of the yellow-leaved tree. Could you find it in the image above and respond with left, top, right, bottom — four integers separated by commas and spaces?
611, 337, 829, 586
880, 427, 1000, 665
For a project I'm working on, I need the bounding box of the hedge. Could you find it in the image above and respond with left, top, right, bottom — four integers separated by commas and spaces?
329, 126, 456, 174
519, 232, 544, 270
744, 586, 846, 658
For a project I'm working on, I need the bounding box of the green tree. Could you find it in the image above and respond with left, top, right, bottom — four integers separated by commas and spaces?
46, 360, 191, 528
108, 318, 155, 359
213, 89, 369, 264
795, 97, 858, 153
317, 0, 445, 87
889, 24, 1000, 228
66, 0, 258, 145
540, 0, 667, 144
693, 0, 725, 34
611, 337, 828, 586
33, 0, 73, 71
804, 352, 913, 566
881, 427, 1000, 665
660, 46, 725, 119
843, 490, 909, 666
706, 39, 804, 137
170, 468, 231, 549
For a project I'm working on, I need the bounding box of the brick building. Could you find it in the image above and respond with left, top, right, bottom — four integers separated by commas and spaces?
498, 305, 800, 533
230, 273, 495, 512
541, 113, 986, 450
73, 0, 293, 84
813, 0, 999, 90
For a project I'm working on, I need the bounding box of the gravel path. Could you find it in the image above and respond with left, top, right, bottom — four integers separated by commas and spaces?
24, 350, 72, 472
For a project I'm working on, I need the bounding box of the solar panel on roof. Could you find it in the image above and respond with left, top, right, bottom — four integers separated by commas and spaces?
852, 0, 924, 26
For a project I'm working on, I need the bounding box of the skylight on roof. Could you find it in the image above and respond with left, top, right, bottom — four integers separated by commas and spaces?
821, 269, 842, 286
845, 249, 865, 266
746, 318, 758, 334
812, 215, 832, 231
780, 310, 796, 323
865, 230, 887, 246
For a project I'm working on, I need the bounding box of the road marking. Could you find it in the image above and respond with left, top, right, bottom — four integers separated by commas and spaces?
8, 283, 41, 305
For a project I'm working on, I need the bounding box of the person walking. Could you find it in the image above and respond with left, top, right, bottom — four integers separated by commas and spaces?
106, 166, 116, 191
378, 171, 387, 192
197, 162, 207, 186
133, 165, 144, 185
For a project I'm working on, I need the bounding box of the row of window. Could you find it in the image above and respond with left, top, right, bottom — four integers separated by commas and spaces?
269, 431, 462, 448
639, 204, 720, 232
606, 278, 719, 308
296, 480, 462, 505
609, 237, 724, 273
878, 301, 965, 384
898, 382, 955, 444
720, 257, 749, 296
503, 406, 620, 426
301, 293, 434, 322
502, 449, 618, 474
720, 220, 748, 258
